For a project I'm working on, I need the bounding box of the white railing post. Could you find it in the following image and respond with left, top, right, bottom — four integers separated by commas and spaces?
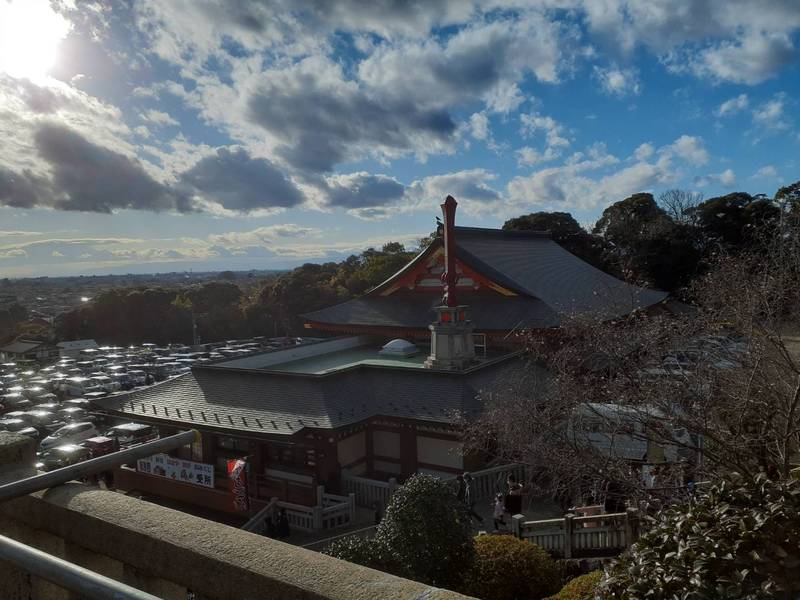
348, 493, 356, 522
316, 485, 324, 507
312, 506, 323, 531
625, 507, 639, 545
511, 514, 523, 538
563, 514, 574, 559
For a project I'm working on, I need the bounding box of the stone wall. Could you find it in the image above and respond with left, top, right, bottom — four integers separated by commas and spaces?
0, 432, 472, 600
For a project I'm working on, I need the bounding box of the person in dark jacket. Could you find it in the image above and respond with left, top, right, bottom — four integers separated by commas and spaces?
463, 472, 484, 524
276, 508, 290, 539
505, 474, 523, 515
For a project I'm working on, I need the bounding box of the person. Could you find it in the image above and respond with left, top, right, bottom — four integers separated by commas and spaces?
276, 508, 290, 539
372, 500, 382, 526
463, 472, 484, 525
455, 473, 466, 503
505, 474, 523, 515
265, 516, 276, 538
492, 493, 506, 532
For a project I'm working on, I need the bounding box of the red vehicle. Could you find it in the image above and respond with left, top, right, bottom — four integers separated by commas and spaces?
82, 436, 119, 458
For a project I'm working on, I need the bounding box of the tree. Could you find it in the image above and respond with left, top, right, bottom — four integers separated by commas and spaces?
593, 193, 671, 249
657, 189, 702, 226
503, 212, 585, 240
465, 219, 800, 506
695, 192, 780, 248
599, 475, 800, 599
326, 474, 474, 591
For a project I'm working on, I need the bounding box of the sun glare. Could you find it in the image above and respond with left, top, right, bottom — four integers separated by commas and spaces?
0, 0, 71, 82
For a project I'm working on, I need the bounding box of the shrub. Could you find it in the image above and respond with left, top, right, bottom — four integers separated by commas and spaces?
544, 571, 603, 600
323, 535, 396, 574
468, 535, 561, 600
599, 475, 800, 599
376, 473, 475, 589
325, 474, 474, 591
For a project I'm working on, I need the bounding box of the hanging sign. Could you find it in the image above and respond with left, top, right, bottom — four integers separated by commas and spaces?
136, 453, 214, 488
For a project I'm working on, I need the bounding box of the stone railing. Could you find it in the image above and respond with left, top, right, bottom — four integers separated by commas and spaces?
0, 432, 472, 600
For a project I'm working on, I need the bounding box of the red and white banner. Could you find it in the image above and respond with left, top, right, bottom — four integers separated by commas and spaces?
227, 458, 249, 512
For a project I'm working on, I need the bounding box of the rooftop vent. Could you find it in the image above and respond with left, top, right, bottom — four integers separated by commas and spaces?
379, 339, 419, 358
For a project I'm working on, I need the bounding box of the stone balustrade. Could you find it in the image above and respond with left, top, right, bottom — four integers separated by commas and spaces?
0, 432, 472, 600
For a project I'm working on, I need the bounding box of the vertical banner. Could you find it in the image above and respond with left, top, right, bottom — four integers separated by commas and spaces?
227, 458, 250, 512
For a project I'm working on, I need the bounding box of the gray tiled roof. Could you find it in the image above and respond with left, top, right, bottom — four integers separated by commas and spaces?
304, 292, 558, 331
455, 227, 668, 317
96, 357, 524, 436
304, 227, 668, 330
0, 341, 43, 354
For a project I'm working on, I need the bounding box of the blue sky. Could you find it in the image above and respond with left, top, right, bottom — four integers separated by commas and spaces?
0, 0, 798, 278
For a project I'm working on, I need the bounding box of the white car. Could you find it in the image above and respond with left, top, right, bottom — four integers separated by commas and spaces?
40, 422, 99, 451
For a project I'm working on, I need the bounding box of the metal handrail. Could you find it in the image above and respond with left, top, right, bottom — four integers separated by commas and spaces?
0, 533, 160, 600
0, 429, 198, 502
0, 429, 199, 598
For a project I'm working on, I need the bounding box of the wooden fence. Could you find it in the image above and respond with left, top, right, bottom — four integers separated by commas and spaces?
512, 508, 639, 558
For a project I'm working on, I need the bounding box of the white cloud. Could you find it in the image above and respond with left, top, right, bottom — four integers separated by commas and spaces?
506, 134, 712, 212
752, 94, 790, 131
583, 1, 800, 85
689, 32, 795, 85
140, 109, 179, 127
715, 93, 749, 117
695, 168, 737, 188
404, 169, 502, 216
593, 64, 641, 97
750, 165, 778, 179
662, 135, 709, 166
633, 142, 655, 161
207, 224, 321, 247
469, 112, 490, 141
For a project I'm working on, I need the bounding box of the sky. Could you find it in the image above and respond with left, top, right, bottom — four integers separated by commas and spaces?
0, 1, 799, 278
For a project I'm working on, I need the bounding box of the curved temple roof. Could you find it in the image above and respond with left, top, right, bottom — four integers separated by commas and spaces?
304, 226, 668, 332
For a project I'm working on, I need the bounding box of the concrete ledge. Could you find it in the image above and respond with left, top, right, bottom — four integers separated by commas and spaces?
0, 433, 473, 600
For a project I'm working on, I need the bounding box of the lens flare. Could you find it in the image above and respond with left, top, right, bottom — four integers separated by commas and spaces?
0, 0, 71, 82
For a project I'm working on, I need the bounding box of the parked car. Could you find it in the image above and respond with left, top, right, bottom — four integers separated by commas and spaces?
0, 418, 28, 432
40, 444, 91, 470
40, 422, 100, 450
83, 436, 119, 458
103, 423, 157, 446
17, 426, 49, 441
58, 406, 89, 422
23, 410, 58, 428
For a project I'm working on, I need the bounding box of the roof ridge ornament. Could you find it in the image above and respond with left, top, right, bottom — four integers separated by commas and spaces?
424, 196, 477, 370
441, 195, 458, 308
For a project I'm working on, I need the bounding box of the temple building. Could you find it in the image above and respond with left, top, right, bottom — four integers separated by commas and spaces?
96, 197, 669, 517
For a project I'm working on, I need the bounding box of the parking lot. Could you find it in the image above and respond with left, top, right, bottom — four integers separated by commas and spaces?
0, 336, 308, 472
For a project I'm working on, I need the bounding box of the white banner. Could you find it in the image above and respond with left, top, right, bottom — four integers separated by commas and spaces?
137, 453, 215, 488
